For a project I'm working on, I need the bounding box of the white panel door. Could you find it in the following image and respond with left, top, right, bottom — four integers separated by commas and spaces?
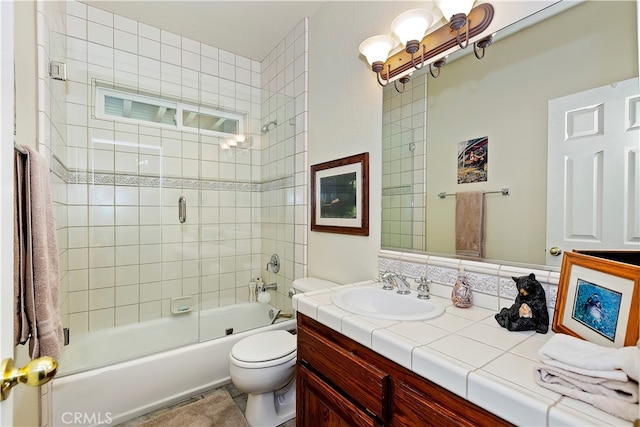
546, 77, 640, 266
0, 1, 15, 425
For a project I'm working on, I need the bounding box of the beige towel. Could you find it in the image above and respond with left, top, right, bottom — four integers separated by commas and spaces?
455, 191, 485, 257
14, 145, 63, 360
534, 364, 639, 422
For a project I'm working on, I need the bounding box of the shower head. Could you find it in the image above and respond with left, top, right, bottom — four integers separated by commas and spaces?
261, 120, 277, 134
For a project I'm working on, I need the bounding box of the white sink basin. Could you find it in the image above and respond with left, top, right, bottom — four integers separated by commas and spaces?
330, 286, 445, 321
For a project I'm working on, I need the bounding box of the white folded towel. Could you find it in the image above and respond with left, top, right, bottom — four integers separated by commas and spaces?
538, 333, 639, 382
535, 363, 638, 403
535, 364, 639, 422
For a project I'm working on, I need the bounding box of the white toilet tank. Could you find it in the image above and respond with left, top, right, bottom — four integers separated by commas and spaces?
292, 277, 339, 293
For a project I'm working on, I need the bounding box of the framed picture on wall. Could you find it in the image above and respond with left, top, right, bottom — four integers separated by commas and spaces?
552, 251, 639, 348
310, 153, 369, 236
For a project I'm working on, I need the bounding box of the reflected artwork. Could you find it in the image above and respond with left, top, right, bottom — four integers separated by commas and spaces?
458, 136, 488, 184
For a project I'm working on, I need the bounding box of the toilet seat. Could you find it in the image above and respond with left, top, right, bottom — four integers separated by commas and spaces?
230, 330, 296, 369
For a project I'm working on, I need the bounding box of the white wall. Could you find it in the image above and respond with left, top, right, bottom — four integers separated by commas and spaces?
307, 1, 426, 284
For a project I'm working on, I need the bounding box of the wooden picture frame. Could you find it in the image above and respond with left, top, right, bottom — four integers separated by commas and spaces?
552, 251, 639, 347
310, 153, 369, 236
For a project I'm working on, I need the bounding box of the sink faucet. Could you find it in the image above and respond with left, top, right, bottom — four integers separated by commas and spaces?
391, 275, 411, 295
379, 271, 412, 295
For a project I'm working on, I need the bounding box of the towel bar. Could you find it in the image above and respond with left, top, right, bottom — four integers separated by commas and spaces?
438, 187, 510, 199
14, 143, 28, 155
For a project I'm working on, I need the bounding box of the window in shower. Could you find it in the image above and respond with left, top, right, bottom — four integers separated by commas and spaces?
95, 85, 245, 138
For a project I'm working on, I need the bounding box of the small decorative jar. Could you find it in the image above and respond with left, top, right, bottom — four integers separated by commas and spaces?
451, 268, 473, 308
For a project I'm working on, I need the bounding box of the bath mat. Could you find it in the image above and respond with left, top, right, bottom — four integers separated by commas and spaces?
132, 388, 250, 427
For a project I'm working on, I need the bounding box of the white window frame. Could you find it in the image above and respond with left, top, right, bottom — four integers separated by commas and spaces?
95, 86, 245, 139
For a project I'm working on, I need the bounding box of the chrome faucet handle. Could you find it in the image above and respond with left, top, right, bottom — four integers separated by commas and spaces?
415, 275, 431, 299
379, 271, 394, 291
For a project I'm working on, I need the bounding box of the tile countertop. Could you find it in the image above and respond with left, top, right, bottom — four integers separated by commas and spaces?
292, 280, 635, 427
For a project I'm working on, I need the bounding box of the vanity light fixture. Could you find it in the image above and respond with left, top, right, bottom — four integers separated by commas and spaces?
359, 3, 495, 93
435, 0, 476, 49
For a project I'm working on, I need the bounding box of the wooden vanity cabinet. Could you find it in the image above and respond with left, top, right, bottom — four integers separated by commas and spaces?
296, 313, 513, 427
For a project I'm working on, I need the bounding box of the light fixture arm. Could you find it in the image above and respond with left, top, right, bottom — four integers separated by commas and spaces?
407, 42, 426, 70
394, 75, 410, 93
473, 34, 494, 60
428, 57, 447, 79
372, 61, 390, 87
449, 13, 470, 50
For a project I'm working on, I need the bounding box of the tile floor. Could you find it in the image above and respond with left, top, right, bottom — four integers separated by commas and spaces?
117, 383, 296, 427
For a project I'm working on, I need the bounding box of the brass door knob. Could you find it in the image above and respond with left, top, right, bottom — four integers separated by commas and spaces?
1, 356, 58, 401
549, 246, 563, 256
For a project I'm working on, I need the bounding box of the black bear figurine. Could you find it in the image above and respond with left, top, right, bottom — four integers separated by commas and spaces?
495, 273, 549, 333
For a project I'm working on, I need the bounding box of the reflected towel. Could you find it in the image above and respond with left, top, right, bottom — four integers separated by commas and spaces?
14, 145, 63, 360
534, 364, 639, 422
455, 191, 485, 257
538, 333, 640, 382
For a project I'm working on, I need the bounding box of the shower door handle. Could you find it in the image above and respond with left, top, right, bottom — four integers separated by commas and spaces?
178, 196, 186, 223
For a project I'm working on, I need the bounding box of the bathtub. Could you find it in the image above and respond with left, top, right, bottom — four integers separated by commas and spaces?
51, 303, 296, 426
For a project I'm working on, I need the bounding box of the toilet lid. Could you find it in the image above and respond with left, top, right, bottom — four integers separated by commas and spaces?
231, 330, 296, 363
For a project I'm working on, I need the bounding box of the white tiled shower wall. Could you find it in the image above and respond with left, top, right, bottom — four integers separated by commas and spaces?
50, 0, 308, 336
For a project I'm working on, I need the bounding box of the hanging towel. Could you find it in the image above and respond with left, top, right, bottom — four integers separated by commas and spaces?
534, 364, 639, 422
455, 191, 485, 257
14, 145, 64, 360
538, 333, 639, 382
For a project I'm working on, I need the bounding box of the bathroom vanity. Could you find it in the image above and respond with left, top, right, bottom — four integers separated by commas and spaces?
296, 313, 511, 426
293, 282, 633, 427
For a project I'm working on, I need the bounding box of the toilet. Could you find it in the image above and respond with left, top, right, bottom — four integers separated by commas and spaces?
229, 277, 338, 427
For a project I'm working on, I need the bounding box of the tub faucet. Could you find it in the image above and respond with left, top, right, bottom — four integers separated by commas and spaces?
258, 283, 278, 293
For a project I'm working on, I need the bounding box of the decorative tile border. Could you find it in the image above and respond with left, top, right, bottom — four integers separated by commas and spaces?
60, 165, 291, 192
382, 185, 413, 196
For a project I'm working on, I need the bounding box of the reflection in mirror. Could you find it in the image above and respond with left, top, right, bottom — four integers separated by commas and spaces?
381, 0, 638, 266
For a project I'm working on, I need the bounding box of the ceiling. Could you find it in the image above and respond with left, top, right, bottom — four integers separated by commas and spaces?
82, 1, 326, 62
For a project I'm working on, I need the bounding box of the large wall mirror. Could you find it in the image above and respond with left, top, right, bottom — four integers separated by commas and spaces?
381, 0, 638, 267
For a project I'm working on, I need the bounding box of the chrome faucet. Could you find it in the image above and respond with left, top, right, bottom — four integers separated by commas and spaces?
415, 275, 431, 299
391, 274, 411, 295
380, 271, 411, 295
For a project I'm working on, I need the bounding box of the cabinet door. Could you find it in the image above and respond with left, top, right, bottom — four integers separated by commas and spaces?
297, 364, 379, 427
392, 380, 512, 427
